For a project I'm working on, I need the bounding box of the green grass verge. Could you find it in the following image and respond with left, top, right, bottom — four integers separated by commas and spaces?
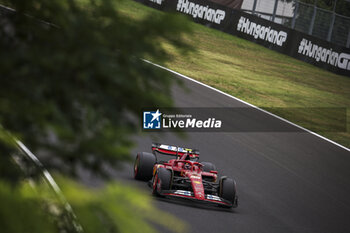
120, 0, 350, 148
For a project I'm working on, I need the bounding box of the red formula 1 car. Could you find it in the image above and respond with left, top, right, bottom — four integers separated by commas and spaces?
134, 143, 238, 208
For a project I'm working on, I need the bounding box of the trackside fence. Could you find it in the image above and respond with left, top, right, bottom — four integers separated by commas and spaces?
241, 0, 350, 48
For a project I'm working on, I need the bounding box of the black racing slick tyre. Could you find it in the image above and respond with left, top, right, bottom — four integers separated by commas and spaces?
201, 162, 217, 172
152, 168, 172, 196
134, 152, 156, 181
219, 177, 238, 208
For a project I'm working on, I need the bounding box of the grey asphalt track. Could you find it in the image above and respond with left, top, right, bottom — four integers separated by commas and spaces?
92, 73, 350, 233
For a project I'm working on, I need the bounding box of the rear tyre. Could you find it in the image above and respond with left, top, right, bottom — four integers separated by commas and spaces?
201, 162, 217, 172
134, 152, 156, 181
219, 177, 238, 208
152, 168, 172, 196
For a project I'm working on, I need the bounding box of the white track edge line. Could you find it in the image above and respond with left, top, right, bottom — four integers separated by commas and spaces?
143, 59, 350, 152
16, 140, 83, 232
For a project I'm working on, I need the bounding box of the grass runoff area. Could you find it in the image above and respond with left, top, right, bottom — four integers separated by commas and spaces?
120, 0, 350, 148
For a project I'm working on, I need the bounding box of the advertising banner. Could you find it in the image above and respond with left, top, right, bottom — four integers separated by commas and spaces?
292, 34, 350, 76
228, 11, 292, 53
165, 0, 234, 31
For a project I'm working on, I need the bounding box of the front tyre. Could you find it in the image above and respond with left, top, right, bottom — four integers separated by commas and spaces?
134, 152, 156, 181
152, 168, 172, 196
219, 177, 238, 208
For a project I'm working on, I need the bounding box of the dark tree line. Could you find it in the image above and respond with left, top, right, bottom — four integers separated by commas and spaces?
0, 0, 193, 180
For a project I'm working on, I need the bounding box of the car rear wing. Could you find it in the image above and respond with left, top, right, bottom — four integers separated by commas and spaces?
151, 143, 200, 158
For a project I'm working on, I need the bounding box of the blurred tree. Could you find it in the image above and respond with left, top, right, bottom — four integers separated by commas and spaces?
0, 128, 23, 183
0, 181, 59, 233
0, 0, 192, 179
0, 176, 187, 233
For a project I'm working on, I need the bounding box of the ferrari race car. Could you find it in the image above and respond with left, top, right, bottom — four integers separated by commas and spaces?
134, 143, 238, 208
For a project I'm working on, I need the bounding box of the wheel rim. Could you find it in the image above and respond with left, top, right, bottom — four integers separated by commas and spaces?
134, 156, 139, 178
153, 173, 158, 193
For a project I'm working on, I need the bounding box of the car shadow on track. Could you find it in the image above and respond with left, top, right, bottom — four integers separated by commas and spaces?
154, 196, 237, 213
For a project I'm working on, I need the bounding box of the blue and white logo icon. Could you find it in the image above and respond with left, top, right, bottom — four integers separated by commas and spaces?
143, 109, 162, 129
